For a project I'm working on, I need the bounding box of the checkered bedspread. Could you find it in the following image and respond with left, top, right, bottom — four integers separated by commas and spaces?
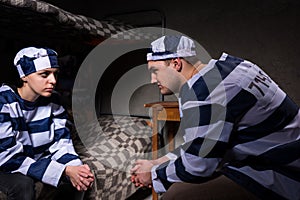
72, 115, 152, 199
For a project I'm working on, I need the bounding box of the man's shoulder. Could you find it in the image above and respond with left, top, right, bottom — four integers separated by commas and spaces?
218, 52, 244, 62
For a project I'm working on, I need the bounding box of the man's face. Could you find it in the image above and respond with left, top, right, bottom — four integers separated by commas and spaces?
148, 60, 182, 95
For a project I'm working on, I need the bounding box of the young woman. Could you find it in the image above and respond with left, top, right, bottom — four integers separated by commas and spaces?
0, 47, 94, 199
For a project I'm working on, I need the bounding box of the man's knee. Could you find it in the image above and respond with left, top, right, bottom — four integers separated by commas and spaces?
162, 183, 187, 200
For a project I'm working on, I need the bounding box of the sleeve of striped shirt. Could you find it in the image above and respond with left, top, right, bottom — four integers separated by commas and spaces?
48, 103, 83, 166
151, 102, 232, 193
0, 92, 82, 187
43, 100, 83, 186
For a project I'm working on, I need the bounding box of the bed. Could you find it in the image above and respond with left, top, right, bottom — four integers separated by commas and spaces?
70, 114, 152, 199
0, 0, 156, 199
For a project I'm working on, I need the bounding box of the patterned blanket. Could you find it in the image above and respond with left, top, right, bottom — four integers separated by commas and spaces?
73, 115, 152, 199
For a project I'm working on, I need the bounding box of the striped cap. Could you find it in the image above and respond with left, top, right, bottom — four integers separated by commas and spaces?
147, 35, 196, 61
14, 47, 59, 78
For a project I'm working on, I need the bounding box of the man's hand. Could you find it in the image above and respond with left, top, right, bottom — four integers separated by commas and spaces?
130, 156, 170, 188
130, 159, 154, 188
65, 164, 94, 191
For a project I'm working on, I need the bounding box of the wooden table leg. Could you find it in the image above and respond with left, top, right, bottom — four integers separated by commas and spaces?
166, 121, 175, 152
152, 108, 159, 200
144, 102, 180, 200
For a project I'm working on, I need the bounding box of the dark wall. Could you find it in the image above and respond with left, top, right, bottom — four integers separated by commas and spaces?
44, 0, 300, 105
2, 0, 299, 116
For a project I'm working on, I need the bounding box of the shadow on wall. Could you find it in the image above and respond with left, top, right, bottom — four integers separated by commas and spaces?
95, 46, 179, 118
96, 48, 153, 117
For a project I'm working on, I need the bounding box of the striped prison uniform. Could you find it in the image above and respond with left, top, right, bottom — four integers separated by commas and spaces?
151, 53, 300, 200
0, 85, 82, 187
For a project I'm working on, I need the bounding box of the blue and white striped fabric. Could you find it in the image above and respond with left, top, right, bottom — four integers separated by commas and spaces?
0, 85, 82, 187
151, 53, 300, 199
13, 47, 59, 78
146, 35, 196, 61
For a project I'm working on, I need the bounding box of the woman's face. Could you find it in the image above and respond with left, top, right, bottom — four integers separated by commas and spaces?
22, 68, 59, 101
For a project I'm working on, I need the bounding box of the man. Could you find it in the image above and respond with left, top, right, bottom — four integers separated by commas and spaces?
0, 47, 94, 199
130, 35, 300, 199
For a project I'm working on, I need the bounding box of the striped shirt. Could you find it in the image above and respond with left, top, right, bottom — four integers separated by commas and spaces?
151, 53, 300, 199
0, 85, 82, 187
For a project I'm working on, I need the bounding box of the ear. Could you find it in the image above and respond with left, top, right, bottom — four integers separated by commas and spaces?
21, 76, 28, 83
172, 58, 182, 72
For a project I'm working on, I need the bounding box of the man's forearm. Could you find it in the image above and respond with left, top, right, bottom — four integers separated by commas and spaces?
151, 156, 170, 166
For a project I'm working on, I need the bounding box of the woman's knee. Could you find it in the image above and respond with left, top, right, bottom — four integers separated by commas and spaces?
12, 174, 34, 190
7, 174, 35, 199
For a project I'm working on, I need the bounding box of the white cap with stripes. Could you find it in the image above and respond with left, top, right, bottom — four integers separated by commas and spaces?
147, 35, 196, 61
13, 47, 59, 78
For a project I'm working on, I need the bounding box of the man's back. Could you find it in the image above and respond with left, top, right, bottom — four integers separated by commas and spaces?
176, 53, 300, 199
